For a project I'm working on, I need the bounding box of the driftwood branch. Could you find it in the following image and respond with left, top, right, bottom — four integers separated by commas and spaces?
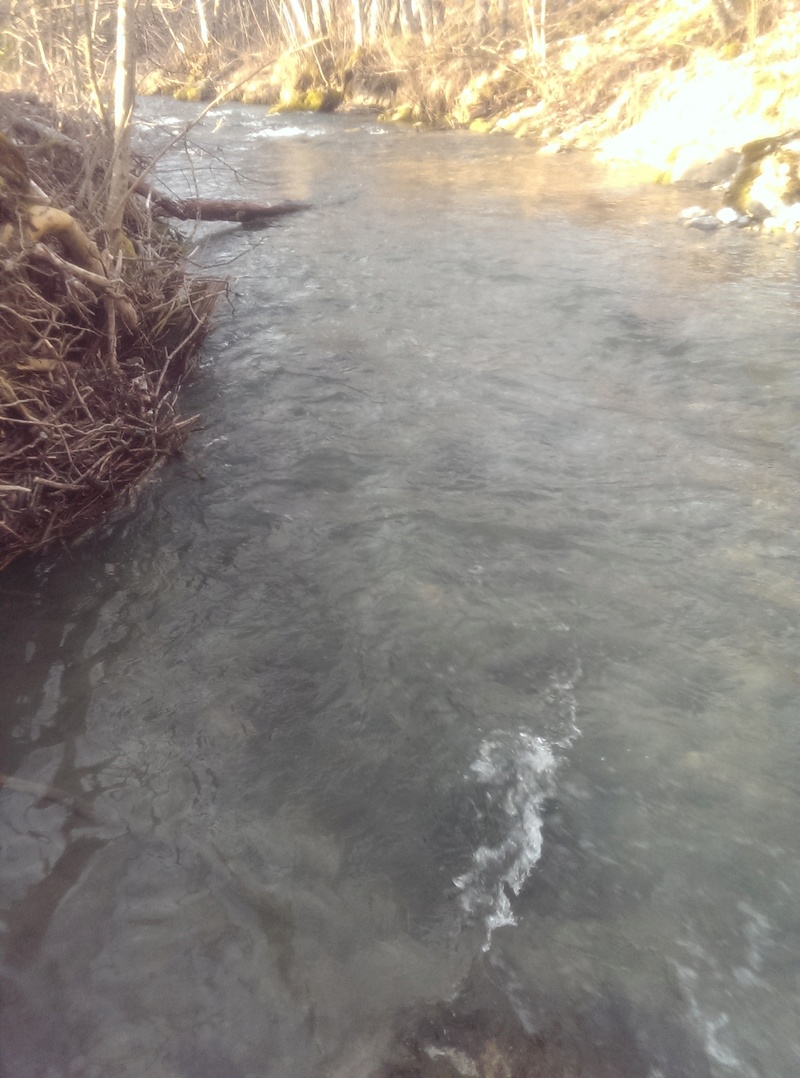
133, 177, 309, 225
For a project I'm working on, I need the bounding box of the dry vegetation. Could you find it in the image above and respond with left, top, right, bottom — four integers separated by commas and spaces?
0, 94, 223, 569
127, 0, 786, 133
347, 0, 788, 141
1, 0, 792, 140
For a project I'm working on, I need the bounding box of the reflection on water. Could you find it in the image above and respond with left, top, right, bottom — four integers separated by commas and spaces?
2, 105, 800, 1078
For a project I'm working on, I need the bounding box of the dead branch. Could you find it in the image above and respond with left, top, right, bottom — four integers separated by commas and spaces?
133, 177, 310, 224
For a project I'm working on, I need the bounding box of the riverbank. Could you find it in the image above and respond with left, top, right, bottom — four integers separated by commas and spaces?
138, 0, 800, 226
149, 2, 794, 145
0, 94, 223, 570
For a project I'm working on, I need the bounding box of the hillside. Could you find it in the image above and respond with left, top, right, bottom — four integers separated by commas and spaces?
132, 0, 800, 222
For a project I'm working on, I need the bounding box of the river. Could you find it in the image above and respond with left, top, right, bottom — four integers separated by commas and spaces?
1, 101, 799, 1078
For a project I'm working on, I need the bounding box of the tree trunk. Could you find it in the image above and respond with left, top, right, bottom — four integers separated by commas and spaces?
352, 0, 364, 47
320, 0, 334, 33
81, 0, 110, 128
28, 0, 54, 77
288, 0, 313, 39
398, 0, 416, 38
310, 0, 327, 35
368, 0, 388, 42
414, 0, 433, 44
474, 0, 488, 38
195, 0, 211, 45
497, 0, 509, 37
105, 0, 136, 241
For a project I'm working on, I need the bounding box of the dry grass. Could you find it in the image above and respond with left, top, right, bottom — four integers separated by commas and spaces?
342, 0, 792, 142
0, 93, 224, 570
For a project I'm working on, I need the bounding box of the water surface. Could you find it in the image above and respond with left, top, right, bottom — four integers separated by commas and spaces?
1, 104, 800, 1078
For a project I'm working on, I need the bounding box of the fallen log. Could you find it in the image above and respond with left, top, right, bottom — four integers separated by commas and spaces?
133, 177, 309, 225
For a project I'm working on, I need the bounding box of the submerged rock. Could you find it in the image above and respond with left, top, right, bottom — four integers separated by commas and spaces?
688, 214, 721, 231
378, 964, 714, 1078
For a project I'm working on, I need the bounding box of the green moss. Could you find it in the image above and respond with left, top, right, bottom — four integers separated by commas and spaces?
173, 76, 214, 103
469, 117, 495, 133
304, 87, 344, 112
270, 93, 305, 113
174, 83, 202, 103
270, 86, 345, 113
378, 103, 415, 123
240, 86, 274, 106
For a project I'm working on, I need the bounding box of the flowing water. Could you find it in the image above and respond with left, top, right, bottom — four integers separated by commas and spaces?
2, 102, 800, 1078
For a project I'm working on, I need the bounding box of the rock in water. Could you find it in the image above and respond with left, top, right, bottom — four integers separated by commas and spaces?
716, 206, 740, 224
688, 215, 721, 231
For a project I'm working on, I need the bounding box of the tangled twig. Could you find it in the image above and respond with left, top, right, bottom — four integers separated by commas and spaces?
0, 94, 225, 569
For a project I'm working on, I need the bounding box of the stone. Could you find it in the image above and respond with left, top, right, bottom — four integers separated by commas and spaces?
679, 205, 708, 219
677, 148, 741, 184
493, 105, 544, 134
688, 215, 721, 230
716, 205, 740, 224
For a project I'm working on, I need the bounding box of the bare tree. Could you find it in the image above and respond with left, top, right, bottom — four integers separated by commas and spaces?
195, 0, 210, 44
352, 0, 364, 46
105, 0, 135, 239
525, 0, 546, 64
474, 0, 488, 37
415, 0, 433, 44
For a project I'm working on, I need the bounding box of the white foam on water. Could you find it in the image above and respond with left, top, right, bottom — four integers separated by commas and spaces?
453, 731, 556, 949
251, 125, 325, 140
453, 669, 580, 950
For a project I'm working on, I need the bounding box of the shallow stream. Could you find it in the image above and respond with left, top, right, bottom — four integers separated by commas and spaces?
2, 103, 800, 1077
